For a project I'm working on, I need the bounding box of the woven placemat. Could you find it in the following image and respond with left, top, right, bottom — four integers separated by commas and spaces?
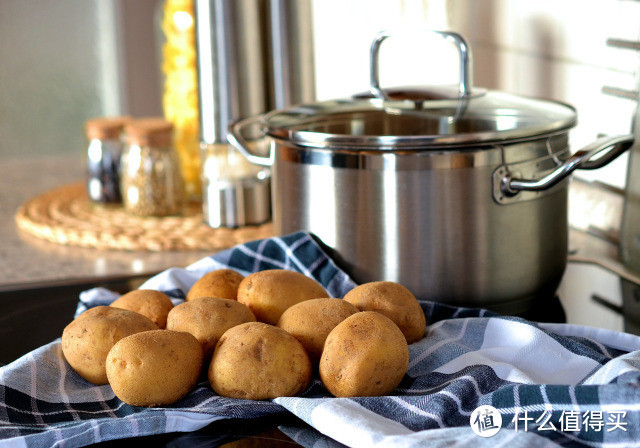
15, 182, 274, 251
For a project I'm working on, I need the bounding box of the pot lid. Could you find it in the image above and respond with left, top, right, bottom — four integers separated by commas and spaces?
263, 89, 577, 149
261, 30, 577, 150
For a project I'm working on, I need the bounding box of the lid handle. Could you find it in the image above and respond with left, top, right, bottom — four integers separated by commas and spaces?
369, 30, 474, 100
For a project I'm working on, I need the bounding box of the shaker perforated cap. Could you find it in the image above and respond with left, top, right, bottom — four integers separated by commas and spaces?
125, 118, 174, 147
85, 116, 130, 140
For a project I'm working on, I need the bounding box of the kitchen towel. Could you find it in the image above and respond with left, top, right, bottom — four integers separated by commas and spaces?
2, 231, 640, 448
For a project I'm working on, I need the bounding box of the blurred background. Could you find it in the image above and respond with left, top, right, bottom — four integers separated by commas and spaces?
1, 0, 638, 189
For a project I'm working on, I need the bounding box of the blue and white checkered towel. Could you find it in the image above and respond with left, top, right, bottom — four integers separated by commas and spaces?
2, 232, 640, 447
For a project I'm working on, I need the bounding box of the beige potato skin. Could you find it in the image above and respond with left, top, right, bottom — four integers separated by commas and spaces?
209, 322, 312, 400
343, 281, 427, 344
319, 311, 409, 397
237, 270, 328, 325
110, 289, 174, 329
106, 330, 203, 407
186, 269, 245, 301
277, 298, 359, 364
61, 306, 158, 385
166, 297, 256, 358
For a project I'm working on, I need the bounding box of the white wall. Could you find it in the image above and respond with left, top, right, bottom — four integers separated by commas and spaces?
3, 0, 638, 188
0, 0, 108, 159
0, 0, 164, 161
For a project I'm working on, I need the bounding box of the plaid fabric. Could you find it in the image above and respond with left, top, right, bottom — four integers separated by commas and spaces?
2, 231, 640, 448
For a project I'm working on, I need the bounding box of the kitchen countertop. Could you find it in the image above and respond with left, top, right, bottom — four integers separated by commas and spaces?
0, 154, 214, 291
2, 154, 640, 291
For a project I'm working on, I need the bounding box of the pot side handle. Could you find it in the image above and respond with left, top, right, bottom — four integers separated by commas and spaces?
227, 115, 274, 167
501, 134, 634, 196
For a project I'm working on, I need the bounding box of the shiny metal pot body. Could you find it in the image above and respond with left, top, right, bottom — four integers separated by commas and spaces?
271, 134, 570, 314
229, 31, 633, 313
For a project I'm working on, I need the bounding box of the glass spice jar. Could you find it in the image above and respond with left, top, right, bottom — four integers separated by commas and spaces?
121, 118, 185, 217
85, 116, 130, 203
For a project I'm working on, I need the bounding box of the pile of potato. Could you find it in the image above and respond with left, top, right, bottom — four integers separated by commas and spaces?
61, 268, 427, 406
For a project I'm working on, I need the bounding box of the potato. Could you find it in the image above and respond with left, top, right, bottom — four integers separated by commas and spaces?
209, 322, 311, 400
166, 297, 256, 358
237, 270, 328, 325
106, 330, 203, 407
110, 289, 174, 329
61, 306, 158, 385
319, 311, 409, 397
277, 298, 359, 364
343, 281, 426, 344
186, 269, 244, 301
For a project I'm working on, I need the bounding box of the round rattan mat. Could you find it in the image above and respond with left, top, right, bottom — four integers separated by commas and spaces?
15, 182, 274, 251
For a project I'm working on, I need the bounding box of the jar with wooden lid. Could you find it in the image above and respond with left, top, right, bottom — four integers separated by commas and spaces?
120, 118, 185, 217
85, 116, 129, 203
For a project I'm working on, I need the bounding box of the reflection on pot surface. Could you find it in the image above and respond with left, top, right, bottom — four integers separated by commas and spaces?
229, 30, 634, 314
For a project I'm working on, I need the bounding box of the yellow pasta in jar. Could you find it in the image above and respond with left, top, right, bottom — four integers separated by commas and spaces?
161, 0, 201, 200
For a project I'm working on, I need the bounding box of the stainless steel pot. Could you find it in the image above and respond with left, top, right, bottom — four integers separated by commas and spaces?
229, 30, 634, 314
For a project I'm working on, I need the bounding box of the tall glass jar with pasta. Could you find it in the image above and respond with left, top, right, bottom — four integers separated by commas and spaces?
158, 0, 201, 201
